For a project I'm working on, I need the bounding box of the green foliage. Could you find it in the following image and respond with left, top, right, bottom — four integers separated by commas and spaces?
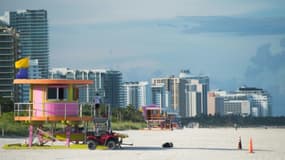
0, 96, 14, 113
0, 112, 28, 136
111, 121, 146, 130
112, 105, 144, 122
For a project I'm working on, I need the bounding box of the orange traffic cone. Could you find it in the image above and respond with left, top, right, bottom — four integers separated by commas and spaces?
248, 137, 253, 153
238, 136, 242, 150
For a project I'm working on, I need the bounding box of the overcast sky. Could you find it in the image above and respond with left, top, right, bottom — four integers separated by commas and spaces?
1, 0, 285, 115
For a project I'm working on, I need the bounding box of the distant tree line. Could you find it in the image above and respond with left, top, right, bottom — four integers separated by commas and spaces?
112, 105, 145, 122
180, 114, 285, 127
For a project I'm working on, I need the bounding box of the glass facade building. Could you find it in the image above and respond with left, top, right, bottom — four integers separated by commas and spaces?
9, 10, 49, 78
123, 81, 149, 109
0, 22, 20, 100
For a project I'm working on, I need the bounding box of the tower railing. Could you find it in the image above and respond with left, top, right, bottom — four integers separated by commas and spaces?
14, 102, 96, 120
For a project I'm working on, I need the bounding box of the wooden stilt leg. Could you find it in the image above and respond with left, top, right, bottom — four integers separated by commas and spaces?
66, 125, 71, 147
29, 125, 33, 147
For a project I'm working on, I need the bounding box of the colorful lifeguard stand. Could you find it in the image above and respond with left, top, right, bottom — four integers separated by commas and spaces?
13, 79, 94, 147
142, 104, 180, 130
142, 104, 165, 129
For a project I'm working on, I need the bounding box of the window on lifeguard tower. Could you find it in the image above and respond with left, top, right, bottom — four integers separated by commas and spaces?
47, 87, 68, 100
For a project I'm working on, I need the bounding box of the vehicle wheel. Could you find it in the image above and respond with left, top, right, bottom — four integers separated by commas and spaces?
87, 140, 98, 150
106, 140, 116, 150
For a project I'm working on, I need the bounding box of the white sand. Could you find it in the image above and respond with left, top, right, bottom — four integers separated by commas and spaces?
1, 128, 285, 160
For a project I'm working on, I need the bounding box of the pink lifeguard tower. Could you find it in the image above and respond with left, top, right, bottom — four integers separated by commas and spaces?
13, 79, 94, 147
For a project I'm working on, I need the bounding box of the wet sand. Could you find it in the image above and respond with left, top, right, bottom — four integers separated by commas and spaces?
1, 128, 285, 160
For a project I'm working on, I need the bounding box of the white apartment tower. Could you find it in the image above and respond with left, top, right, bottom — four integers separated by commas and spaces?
237, 86, 271, 117
212, 87, 271, 117
151, 83, 172, 112
185, 87, 202, 117
123, 81, 150, 109
152, 76, 186, 115
180, 70, 209, 117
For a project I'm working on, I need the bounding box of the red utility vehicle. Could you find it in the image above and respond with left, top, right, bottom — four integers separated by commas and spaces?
86, 106, 129, 150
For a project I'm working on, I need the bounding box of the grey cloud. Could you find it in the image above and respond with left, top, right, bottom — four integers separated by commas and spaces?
280, 37, 285, 48
159, 16, 285, 36
246, 43, 285, 76
245, 38, 285, 115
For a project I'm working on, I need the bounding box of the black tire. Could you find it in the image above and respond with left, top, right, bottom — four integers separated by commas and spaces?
106, 140, 116, 150
87, 140, 98, 150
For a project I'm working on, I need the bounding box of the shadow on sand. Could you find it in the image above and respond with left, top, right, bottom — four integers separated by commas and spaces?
120, 146, 272, 152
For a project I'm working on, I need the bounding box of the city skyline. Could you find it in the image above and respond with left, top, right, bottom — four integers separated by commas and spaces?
48, 67, 271, 117
0, 0, 284, 115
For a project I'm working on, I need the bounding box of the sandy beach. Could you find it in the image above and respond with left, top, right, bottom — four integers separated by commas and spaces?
1, 128, 285, 160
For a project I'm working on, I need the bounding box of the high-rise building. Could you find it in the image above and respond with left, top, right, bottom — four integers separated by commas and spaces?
49, 68, 123, 108
224, 100, 251, 116
151, 83, 172, 112
237, 86, 271, 117
104, 70, 123, 108
0, 21, 20, 100
152, 76, 186, 115
179, 70, 209, 116
9, 9, 49, 78
185, 88, 201, 117
123, 81, 149, 109
212, 87, 271, 117
28, 59, 40, 79
207, 92, 224, 116
213, 91, 251, 116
